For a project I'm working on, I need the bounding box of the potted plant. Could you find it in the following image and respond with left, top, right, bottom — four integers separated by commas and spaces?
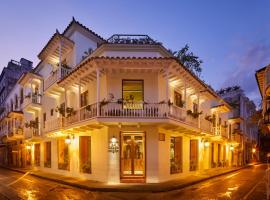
205, 115, 213, 123
25, 93, 31, 99
187, 110, 203, 119
66, 107, 77, 117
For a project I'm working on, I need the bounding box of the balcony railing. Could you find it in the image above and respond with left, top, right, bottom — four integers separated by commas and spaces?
44, 118, 63, 133
200, 118, 213, 133
44, 66, 72, 91
22, 94, 42, 108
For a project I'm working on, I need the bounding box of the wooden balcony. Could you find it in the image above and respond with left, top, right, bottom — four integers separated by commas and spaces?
25, 124, 42, 142
44, 118, 63, 133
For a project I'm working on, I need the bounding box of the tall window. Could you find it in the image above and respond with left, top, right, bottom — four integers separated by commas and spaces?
44, 142, 51, 168
15, 95, 18, 109
193, 102, 198, 113
20, 88, 24, 104
58, 139, 69, 170
43, 113, 46, 129
80, 91, 88, 107
190, 140, 198, 171
174, 91, 183, 108
34, 143, 40, 166
122, 80, 143, 109
80, 136, 91, 173
170, 137, 182, 174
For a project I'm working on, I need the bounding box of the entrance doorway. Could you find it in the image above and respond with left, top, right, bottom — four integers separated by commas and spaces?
120, 132, 145, 182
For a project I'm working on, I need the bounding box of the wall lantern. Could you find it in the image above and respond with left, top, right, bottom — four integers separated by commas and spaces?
230, 145, 234, 151
201, 138, 209, 147
252, 148, 256, 153
26, 145, 31, 150
109, 136, 119, 153
65, 134, 74, 144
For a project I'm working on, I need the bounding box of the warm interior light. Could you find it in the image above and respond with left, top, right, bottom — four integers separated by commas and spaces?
26, 145, 31, 150
111, 136, 117, 144
204, 141, 210, 147
65, 135, 71, 144
252, 148, 256, 153
230, 146, 234, 151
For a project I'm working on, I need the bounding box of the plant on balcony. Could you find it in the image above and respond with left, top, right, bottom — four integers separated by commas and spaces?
117, 98, 124, 104
205, 115, 213, 122
222, 124, 228, 128
25, 120, 38, 129
66, 107, 77, 117
187, 110, 203, 119
55, 106, 65, 116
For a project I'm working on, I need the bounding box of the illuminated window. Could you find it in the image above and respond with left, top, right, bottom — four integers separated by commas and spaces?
79, 136, 91, 174
34, 143, 40, 166
122, 80, 143, 109
44, 142, 51, 168
170, 137, 182, 174
58, 139, 69, 170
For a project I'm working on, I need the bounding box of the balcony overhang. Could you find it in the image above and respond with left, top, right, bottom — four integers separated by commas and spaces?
38, 31, 74, 64
211, 104, 230, 113
7, 111, 23, 118
18, 72, 42, 86
228, 116, 243, 124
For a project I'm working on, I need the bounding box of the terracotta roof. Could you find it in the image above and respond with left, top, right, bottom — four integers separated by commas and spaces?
62, 17, 106, 42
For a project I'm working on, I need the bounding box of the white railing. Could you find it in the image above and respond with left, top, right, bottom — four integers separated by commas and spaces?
168, 105, 186, 122
213, 126, 221, 136
100, 102, 168, 118
22, 94, 42, 108
44, 118, 63, 133
200, 118, 213, 133
80, 103, 97, 121
44, 66, 71, 91
65, 111, 80, 126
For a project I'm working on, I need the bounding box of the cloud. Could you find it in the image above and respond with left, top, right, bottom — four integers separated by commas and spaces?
222, 40, 270, 105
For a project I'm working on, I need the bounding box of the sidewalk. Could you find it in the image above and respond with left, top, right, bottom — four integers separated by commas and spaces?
0, 164, 258, 193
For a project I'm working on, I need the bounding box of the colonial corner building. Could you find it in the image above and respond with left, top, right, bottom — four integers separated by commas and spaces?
0, 18, 258, 184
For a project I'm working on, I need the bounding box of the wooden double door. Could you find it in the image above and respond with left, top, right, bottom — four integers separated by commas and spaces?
120, 132, 145, 182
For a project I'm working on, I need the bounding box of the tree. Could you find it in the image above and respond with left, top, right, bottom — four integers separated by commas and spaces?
169, 44, 203, 77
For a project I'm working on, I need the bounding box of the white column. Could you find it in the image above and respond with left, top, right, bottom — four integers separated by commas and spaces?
64, 87, 68, 109
165, 68, 169, 103
198, 92, 200, 128
96, 68, 100, 117
184, 81, 187, 109
58, 38, 62, 79
78, 80, 81, 118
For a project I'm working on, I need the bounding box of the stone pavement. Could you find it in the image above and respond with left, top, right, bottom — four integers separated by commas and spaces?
0, 164, 258, 193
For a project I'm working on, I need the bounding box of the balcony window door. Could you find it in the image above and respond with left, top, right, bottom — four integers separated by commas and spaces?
44, 142, 51, 168
79, 136, 91, 174
190, 140, 198, 171
122, 80, 143, 109
174, 91, 183, 108
34, 143, 40, 166
170, 137, 182, 174
80, 91, 88, 107
20, 88, 24, 104
193, 102, 198, 113
58, 139, 70, 170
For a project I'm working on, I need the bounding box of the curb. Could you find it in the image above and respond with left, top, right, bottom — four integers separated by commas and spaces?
0, 164, 257, 193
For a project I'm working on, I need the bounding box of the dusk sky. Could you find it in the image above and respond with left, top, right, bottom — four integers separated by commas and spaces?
1, 0, 270, 105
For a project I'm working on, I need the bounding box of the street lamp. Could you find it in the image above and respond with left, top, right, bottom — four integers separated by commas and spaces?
252, 148, 256, 153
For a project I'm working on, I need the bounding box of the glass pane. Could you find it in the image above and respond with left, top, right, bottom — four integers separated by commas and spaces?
133, 135, 144, 175
122, 80, 143, 109
121, 135, 132, 175
80, 136, 91, 173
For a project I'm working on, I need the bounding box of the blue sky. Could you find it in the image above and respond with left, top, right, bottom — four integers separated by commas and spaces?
1, 0, 270, 105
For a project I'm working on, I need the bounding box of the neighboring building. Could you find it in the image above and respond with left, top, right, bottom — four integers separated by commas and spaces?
0, 18, 257, 183
0, 58, 32, 113
217, 86, 258, 165
255, 66, 270, 161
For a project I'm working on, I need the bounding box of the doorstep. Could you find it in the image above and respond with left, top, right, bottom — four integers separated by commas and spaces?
0, 163, 259, 193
